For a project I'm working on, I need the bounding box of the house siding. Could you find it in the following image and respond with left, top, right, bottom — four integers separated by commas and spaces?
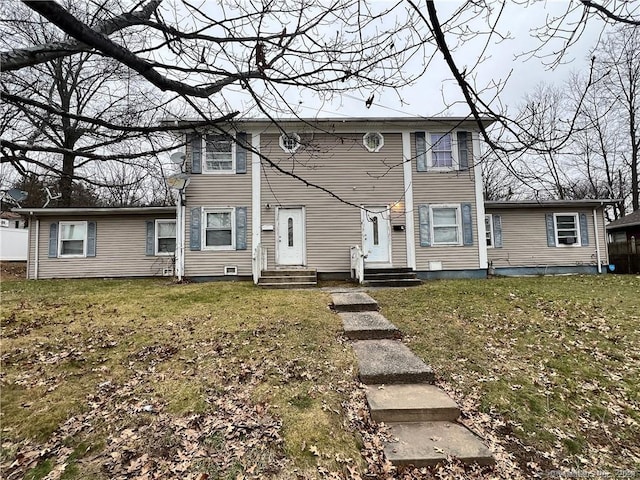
259, 132, 407, 273
28, 214, 175, 279
486, 207, 608, 269
184, 134, 253, 277
410, 132, 481, 271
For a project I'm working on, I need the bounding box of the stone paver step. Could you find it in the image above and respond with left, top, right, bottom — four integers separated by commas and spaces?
384, 421, 494, 467
331, 292, 378, 312
365, 384, 460, 423
338, 311, 400, 340
352, 340, 434, 384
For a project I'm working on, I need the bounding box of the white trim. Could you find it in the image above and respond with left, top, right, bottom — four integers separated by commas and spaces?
473, 131, 488, 268
58, 220, 87, 257
363, 132, 384, 152
202, 207, 235, 250
402, 131, 416, 270
553, 212, 581, 247
593, 208, 602, 273
275, 206, 306, 266
252, 132, 261, 255
155, 218, 177, 256
34, 218, 39, 279
430, 204, 462, 246
279, 133, 301, 153
202, 134, 236, 174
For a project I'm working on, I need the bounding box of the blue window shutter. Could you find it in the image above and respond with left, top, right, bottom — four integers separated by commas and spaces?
457, 131, 469, 170
545, 214, 556, 247
462, 203, 473, 246
236, 132, 247, 174
188, 133, 202, 174
236, 207, 247, 250
87, 221, 97, 257
146, 221, 155, 256
48, 222, 58, 258
418, 204, 431, 247
415, 132, 427, 172
493, 215, 503, 248
579, 213, 589, 246
190, 207, 201, 251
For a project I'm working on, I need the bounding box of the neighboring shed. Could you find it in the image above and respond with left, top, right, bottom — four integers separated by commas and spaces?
14, 207, 176, 279
606, 209, 640, 274
484, 200, 610, 276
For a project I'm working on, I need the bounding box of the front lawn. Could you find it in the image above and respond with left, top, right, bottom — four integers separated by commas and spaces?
374, 275, 640, 475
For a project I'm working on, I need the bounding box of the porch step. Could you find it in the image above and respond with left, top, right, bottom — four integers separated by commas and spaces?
352, 339, 434, 384
258, 269, 317, 288
338, 311, 400, 340
384, 421, 495, 467
331, 292, 379, 312
363, 268, 421, 288
365, 384, 460, 423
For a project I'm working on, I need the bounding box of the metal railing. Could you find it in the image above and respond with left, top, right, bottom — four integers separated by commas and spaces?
350, 245, 365, 284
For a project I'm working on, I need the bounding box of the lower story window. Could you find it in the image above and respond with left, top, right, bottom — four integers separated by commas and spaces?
59, 221, 86, 256
156, 220, 176, 254
485, 214, 494, 247
204, 209, 234, 248
432, 205, 461, 245
555, 213, 580, 246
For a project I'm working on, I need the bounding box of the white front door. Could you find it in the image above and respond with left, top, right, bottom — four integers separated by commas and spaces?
276, 207, 305, 266
362, 206, 391, 264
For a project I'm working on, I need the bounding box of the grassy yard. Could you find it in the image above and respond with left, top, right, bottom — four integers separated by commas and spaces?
1, 275, 639, 479
375, 275, 640, 475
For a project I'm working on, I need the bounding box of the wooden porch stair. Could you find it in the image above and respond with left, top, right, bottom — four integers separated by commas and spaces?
257, 269, 317, 288
363, 267, 422, 287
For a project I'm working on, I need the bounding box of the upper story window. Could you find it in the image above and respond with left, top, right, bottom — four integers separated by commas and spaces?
363, 132, 384, 152
280, 133, 301, 153
430, 133, 453, 168
431, 205, 461, 246
156, 220, 176, 255
59, 221, 87, 257
554, 213, 581, 246
205, 134, 234, 172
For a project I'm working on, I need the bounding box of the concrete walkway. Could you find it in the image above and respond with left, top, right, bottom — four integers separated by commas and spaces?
331, 291, 494, 467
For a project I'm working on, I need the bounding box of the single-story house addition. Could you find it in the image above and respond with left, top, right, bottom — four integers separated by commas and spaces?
15, 117, 615, 282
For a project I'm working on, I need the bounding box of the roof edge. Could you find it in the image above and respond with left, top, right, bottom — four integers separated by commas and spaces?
485, 199, 618, 209
13, 206, 176, 216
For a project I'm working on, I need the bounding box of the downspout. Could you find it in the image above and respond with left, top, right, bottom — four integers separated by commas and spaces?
593, 207, 602, 273
34, 216, 39, 280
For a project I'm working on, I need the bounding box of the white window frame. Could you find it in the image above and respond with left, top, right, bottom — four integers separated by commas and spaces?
427, 131, 458, 171
554, 213, 581, 247
430, 204, 462, 246
363, 132, 384, 152
155, 219, 176, 256
202, 207, 235, 251
203, 134, 236, 174
279, 133, 301, 153
485, 214, 494, 248
58, 221, 87, 258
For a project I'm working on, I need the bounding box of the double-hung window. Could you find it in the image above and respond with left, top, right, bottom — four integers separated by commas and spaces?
156, 220, 176, 255
485, 214, 494, 247
554, 213, 580, 246
204, 208, 234, 249
431, 205, 461, 245
430, 133, 454, 169
205, 134, 234, 172
59, 221, 87, 257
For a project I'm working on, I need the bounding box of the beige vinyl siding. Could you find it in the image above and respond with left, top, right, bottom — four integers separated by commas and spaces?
486, 208, 607, 267
260, 132, 408, 272
411, 132, 481, 271
184, 166, 252, 278
27, 219, 36, 278
30, 214, 175, 279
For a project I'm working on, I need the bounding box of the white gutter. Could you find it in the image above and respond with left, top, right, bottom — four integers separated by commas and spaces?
34, 217, 39, 280
402, 131, 416, 270
593, 207, 602, 273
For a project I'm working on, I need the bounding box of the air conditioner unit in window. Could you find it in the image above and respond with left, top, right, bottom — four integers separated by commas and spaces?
559, 237, 576, 245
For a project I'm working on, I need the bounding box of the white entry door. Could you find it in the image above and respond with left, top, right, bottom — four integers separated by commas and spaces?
276, 207, 305, 266
362, 206, 391, 264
